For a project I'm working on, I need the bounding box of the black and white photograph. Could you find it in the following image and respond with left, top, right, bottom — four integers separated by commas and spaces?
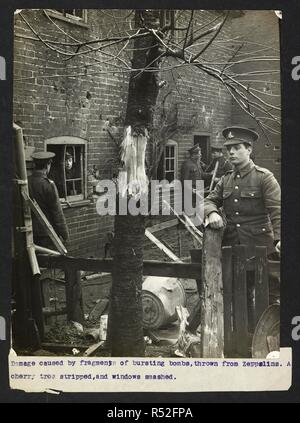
11, 7, 282, 377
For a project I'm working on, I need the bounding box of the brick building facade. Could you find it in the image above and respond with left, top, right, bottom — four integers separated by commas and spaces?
13, 9, 281, 257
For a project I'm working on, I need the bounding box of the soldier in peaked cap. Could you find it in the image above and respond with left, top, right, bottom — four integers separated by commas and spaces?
181, 144, 211, 210
204, 126, 281, 331
181, 144, 210, 188
204, 126, 281, 256
29, 151, 69, 249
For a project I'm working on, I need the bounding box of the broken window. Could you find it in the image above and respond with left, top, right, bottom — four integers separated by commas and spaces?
46, 137, 87, 203
48, 9, 87, 24
157, 140, 178, 183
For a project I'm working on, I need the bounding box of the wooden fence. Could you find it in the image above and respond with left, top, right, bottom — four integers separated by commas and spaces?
222, 245, 279, 357
37, 246, 279, 358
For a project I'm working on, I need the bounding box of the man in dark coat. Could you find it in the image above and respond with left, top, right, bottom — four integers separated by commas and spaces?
29, 152, 69, 249
181, 144, 211, 213
181, 144, 210, 186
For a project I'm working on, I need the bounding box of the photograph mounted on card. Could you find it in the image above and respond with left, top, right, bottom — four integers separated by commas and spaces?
10, 8, 287, 393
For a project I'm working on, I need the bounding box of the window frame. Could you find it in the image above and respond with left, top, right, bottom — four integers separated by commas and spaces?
46, 9, 88, 28
157, 139, 178, 185
45, 136, 88, 204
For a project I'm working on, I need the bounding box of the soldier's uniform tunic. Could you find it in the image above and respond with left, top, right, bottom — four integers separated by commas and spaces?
181, 158, 210, 188
204, 160, 281, 258
28, 169, 69, 248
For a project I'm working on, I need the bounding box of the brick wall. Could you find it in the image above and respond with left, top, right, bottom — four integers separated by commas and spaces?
155, 11, 233, 174
14, 10, 280, 257
14, 10, 130, 257
230, 11, 281, 182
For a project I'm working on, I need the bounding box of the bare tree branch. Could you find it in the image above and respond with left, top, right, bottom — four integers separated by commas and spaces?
191, 12, 229, 62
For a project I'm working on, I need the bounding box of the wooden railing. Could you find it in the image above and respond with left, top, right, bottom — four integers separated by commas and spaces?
38, 248, 280, 358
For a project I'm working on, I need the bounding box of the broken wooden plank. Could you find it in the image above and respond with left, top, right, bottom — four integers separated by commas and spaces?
38, 255, 202, 280
22, 191, 67, 255
182, 212, 203, 238
147, 219, 178, 234
35, 245, 62, 256
201, 227, 224, 358
83, 341, 105, 357
209, 160, 220, 192
145, 229, 182, 262
38, 254, 279, 282
163, 200, 202, 245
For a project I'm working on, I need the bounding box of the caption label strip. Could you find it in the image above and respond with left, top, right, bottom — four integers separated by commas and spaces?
9, 348, 292, 393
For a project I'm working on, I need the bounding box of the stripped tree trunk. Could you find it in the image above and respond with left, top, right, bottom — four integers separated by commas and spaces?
110, 10, 162, 357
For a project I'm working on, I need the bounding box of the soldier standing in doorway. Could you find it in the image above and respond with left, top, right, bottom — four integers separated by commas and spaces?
181, 144, 211, 212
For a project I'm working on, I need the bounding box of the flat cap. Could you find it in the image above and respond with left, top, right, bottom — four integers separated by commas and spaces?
31, 151, 55, 160
222, 126, 259, 147
188, 144, 201, 154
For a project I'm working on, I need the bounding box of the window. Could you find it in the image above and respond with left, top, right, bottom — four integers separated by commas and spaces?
46, 136, 87, 203
157, 140, 178, 183
47, 9, 88, 26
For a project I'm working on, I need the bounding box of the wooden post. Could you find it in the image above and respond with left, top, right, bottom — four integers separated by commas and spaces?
64, 268, 84, 324
12, 129, 42, 350
254, 246, 269, 326
201, 227, 224, 358
233, 245, 249, 357
222, 246, 233, 358
188, 249, 203, 333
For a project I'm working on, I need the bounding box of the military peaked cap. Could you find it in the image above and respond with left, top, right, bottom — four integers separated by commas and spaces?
222, 126, 259, 147
188, 144, 201, 154
31, 152, 55, 161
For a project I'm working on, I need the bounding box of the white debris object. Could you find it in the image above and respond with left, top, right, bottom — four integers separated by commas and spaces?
119, 125, 149, 199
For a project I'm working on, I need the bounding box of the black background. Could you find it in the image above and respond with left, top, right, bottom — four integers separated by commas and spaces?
0, 0, 299, 404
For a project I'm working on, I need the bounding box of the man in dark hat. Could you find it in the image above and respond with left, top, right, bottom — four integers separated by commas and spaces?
29, 152, 69, 249
181, 144, 211, 213
204, 126, 281, 333
64, 149, 78, 196
206, 144, 232, 184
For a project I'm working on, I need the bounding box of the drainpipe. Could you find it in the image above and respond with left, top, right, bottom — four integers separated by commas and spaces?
13, 123, 40, 276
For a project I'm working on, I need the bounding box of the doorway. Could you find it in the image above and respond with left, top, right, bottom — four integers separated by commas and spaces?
194, 135, 211, 164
